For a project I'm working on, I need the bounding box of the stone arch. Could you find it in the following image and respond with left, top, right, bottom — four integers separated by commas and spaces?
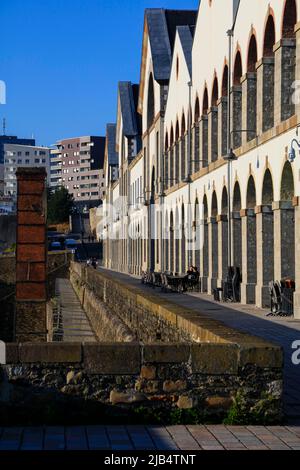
174, 120, 180, 184
263, 14, 276, 57
281, 161, 295, 201
222, 186, 228, 214
247, 34, 258, 72
194, 96, 200, 122
233, 50, 242, 85
262, 169, 274, 204
232, 181, 242, 271
181, 112, 187, 181
210, 76, 219, 162
194, 198, 200, 269
210, 191, 218, 286
282, 0, 297, 39
147, 72, 155, 129
221, 186, 229, 279
280, 0, 297, 120
170, 125, 174, 146
202, 86, 209, 115
211, 191, 218, 216
279, 161, 295, 280
181, 204, 186, 273
164, 210, 169, 272
245, 34, 258, 141
211, 76, 219, 106
175, 206, 180, 273
246, 175, 256, 209
170, 211, 175, 273
175, 120, 180, 141
220, 65, 228, 156
193, 98, 200, 173
233, 181, 242, 211
181, 112, 186, 136
170, 125, 175, 187
165, 132, 169, 151
232, 51, 242, 148
222, 64, 228, 97
201, 194, 209, 292
149, 167, 156, 271
201, 87, 209, 168
245, 175, 257, 302
164, 131, 169, 190
259, 169, 275, 306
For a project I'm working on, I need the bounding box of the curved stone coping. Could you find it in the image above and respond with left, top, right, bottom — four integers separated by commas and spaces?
4, 341, 282, 374
72, 264, 283, 362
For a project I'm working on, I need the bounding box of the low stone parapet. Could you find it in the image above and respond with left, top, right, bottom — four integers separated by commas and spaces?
0, 341, 283, 425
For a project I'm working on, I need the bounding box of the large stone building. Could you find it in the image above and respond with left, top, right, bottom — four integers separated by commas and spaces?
102, 0, 300, 318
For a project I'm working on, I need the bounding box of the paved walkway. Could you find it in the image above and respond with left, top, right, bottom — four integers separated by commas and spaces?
55, 278, 96, 343
0, 425, 300, 450
99, 269, 300, 423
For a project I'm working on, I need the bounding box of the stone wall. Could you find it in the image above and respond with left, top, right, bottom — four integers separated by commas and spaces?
0, 252, 72, 342
70, 263, 193, 343
0, 215, 16, 252
0, 342, 283, 425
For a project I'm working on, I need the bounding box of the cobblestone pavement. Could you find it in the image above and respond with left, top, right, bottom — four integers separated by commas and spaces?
99, 269, 300, 424
0, 425, 300, 450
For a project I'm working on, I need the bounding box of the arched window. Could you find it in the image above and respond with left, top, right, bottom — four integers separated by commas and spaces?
147, 73, 155, 129
202, 87, 209, 115
220, 65, 228, 156
165, 132, 169, 151
264, 15, 275, 57
232, 52, 242, 148
246, 34, 258, 141
281, 0, 297, 120
233, 51, 242, 85
211, 76, 219, 162
247, 34, 258, 72
175, 120, 180, 141
222, 65, 228, 97
246, 176, 256, 209
211, 76, 219, 106
194, 97, 200, 123
261, 15, 275, 131
181, 113, 186, 136
282, 0, 297, 38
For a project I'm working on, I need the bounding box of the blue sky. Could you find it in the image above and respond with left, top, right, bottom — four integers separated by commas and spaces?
0, 0, 199, 146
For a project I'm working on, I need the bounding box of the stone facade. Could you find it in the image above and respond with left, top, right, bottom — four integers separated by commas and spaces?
102, 1, 300, 317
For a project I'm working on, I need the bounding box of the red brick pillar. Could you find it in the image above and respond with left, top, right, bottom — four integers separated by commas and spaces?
15, 168, 47, 342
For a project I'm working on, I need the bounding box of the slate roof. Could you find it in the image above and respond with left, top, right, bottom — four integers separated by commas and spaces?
118, 82, 139, 137
106, 124, 118, 166
177, 25, 194, 78
145, 9, 197, 82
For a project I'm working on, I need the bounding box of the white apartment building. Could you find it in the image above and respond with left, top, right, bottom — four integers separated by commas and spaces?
50, 136, 106, 207
3, 143, 50, 199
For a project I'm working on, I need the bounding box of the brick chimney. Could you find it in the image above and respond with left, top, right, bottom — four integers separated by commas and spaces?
15, 168, 47, 342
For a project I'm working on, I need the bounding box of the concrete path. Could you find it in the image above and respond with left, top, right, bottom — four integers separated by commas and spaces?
99, 268, 300, 423
55, 278, 96, 343
0, 425, 300, 450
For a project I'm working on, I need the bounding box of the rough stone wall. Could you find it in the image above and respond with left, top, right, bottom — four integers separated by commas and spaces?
0, 342, 283, 425
71, 276, 136, 343
70, 266, 192, 343
0, 215, 16, 252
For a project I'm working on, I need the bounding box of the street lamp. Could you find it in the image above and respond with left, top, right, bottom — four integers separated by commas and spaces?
289, 139, 300, 163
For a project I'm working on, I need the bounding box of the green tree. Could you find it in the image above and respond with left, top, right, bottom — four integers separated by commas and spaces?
47, 186, 74, 224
